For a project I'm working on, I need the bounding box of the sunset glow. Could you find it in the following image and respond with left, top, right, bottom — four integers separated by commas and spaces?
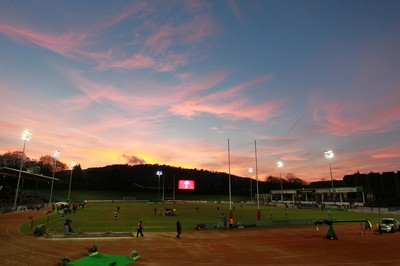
1, 1, 399, 182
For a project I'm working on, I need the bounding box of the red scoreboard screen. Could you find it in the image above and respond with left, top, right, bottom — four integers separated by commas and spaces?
178, 180, 195, 190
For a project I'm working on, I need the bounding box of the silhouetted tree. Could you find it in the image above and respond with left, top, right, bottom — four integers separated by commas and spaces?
39, 155, 67, 172
0, 151, 27, 168
286, 173, 307, 186
265, 175, 280, 183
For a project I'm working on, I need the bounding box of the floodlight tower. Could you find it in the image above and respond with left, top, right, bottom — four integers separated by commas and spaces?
324, 150, 335, 204
254, 140, 260, 220
248, 167, 253, 203
156, 171, 162, 201
13, 130, 32, 210
228, 139, 232, 217
276, 161, 284, 202
49, 150, 60, 204
67, 161, 76, 202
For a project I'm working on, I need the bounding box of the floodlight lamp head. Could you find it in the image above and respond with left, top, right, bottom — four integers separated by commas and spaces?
248, 167, 253, 173
22, 130, 32, 142
324, 150, 334, 159
276, 161, 283, 168
71, 161, 76, 167
156, 171, 163, 176
54, 150, 61, 158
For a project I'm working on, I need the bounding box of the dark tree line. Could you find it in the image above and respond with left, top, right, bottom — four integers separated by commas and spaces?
1, 151, 307, 196
53, 164, 307, 196
342, 171, 400, 206
2, 151, 398, 206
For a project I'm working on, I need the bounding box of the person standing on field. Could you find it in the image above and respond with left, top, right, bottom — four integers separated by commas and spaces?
137, 220, 144, 237
365, 219, 372, 231
223, 216, 227, 230
229, 217, 234, 230
176, 220, 182, 239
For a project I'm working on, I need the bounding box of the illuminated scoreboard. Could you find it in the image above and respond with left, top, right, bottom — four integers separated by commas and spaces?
178, 180, 195, 190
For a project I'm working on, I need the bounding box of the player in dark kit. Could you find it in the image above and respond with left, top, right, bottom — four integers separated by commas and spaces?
176, 220, 182, 239
137, 220, 144, 237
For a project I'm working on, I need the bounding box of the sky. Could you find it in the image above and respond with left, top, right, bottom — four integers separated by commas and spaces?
1, 0, 399, 183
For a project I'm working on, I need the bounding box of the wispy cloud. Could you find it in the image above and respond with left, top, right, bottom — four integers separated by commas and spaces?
310, 89, 400, 136
170, 74, 280, 121
368, 145, 400, 160
227, 0, 244, 24
0, 2, 215, 73
60, 69, 175, 112
0, 24, 92, 60
1, 1, 399, 183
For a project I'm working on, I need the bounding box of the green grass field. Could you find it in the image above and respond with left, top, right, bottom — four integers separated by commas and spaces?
21, 201, 387, 235
47, 188, 250, 202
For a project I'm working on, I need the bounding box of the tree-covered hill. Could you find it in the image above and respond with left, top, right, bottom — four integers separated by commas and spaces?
54, 164, 305, 196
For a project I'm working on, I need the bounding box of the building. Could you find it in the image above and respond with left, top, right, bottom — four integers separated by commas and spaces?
270, 186, 365, 207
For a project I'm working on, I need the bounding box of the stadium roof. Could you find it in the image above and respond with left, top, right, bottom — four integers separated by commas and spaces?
0, 167, 58, 182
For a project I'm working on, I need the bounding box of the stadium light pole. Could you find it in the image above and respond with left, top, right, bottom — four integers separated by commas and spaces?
156, 171, 162, 201
162, 172, 165, 201
172, 174, 176, 201
324, 150, 335, 204
254, 140, 260, 220
228, 139, 232, 218
67, 161, 76, 202
49, 150, 60, 205
13, 130, 32, 210
248, 167, 253, 203
276, 161, 284, 202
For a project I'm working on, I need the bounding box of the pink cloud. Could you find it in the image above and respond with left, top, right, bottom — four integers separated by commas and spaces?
170, 74, 280, 122
145, 25, 174, 55
310, 29, 400, 137
98, 53, 156, 70
366, 145, 400, 160
174, 71, 228, 96
217, 75, 274, 97
0, 23, 158, 72
227, 0, 244, 24
182, 15, 216, 43
171, 95, 279, 122
59, 76, 153, 116
0, 24, 134, 74
153, 52, 189, 72
100, 2, 154, 29
372, 153, 400, 159
280, 155, 308, 161
0, 24, 93, 60
0, 12, 210, 73
310, 88, 400, 136
144, 14, 214, 54
97, 15, 213, 72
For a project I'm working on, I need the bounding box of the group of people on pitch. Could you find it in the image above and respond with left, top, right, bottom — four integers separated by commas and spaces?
136, 220, 182, 239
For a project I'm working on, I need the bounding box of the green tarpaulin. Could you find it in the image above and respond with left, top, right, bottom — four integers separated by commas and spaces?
70, 253, 138, 266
